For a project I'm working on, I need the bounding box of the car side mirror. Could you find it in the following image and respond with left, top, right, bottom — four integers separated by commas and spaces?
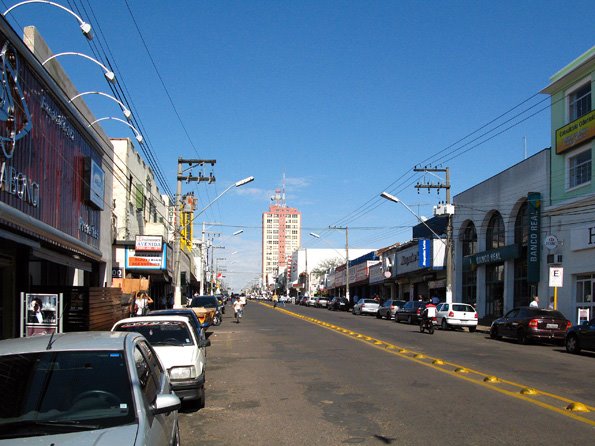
199, 339, 211, 348
152, 393, 181, 415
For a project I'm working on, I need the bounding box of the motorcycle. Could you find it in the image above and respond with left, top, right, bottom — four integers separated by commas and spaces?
212, 309, 223, 326
419, 317, 435, 334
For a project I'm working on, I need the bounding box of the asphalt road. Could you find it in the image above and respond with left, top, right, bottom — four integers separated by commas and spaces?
179, 301, 595, 445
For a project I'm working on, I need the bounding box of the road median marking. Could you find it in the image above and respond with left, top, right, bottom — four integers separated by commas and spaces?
262, 303, 595, 426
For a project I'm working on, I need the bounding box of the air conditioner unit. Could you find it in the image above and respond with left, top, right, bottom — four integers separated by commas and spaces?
433, 204, 455, 216
547, 254, 563, 264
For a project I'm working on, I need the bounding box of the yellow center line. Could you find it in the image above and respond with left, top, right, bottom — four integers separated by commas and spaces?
263, 303, 595, 426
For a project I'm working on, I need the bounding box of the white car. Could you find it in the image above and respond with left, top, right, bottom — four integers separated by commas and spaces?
352, 298, 380, 315
113, 315, 210, 408
435, 302, 478, 332
306, 296, 318, 306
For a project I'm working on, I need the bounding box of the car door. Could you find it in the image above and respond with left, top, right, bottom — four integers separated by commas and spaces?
436, 303, 448, 324
583, 318, 595, 350
134, 341, 176, 446
500, 309, 520, 337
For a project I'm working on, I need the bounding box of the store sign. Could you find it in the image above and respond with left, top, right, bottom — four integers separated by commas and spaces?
0, 161, 40, 207
555, 109, 595, 154
570, 225, 595, 251
135, 236, 163, 252
466, 244, 520, 267
125, 246, 166, 270
397, 245, 422, 274
418, 239, 431, 267
527, 192, 541, 283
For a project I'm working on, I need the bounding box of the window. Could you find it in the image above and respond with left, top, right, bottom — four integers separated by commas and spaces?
486, 212, 505, 250
568, 147, 592, 189
568, 82, 591, 122
576, 274, 593, 304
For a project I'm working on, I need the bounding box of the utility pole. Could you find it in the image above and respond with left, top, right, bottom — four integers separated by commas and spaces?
414, 167, 454, 303
173, 158, 216, 307
329, 225, 349, 304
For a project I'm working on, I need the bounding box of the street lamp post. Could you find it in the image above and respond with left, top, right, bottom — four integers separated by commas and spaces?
380, 191, 453, 303
174, 176, 254, 305
88, 117, 143, 143
70, 91, 131, 119
42, 52, 116, 83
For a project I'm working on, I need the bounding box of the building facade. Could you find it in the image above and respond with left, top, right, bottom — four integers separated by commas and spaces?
453, 149, 550, 321
542, 46, 594, 324
261, 191, 301, 288
0, 22, 113, 338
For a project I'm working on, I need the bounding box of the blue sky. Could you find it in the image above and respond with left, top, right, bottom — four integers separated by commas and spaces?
4, 0, 593, 290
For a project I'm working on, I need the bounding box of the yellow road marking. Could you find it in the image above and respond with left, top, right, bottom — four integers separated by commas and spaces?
263, 303, 595, 426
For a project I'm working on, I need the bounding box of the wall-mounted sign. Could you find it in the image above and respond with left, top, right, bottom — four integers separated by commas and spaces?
549, 266, 564, 288
570, 225, 595, 251
544, 234, 559, 251
418, 239, 431, 268
89, 158, 105, 210
125, 246, 166, 270
555, 109, 595, 154
527, 192, 541, 283
135, 235, 163, 252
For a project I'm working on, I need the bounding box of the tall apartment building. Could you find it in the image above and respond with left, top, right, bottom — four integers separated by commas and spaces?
262, 189, 301, 288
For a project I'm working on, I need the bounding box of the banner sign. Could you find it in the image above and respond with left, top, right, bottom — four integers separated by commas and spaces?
527, 192, 541, 283
555, 109, 595, 154
135, 235, 163, 252
418, 239, 431, 268
125, 246, 167, 270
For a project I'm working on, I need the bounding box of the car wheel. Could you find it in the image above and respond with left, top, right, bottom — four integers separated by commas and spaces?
566, 334, 581, 354
172, 421, 181, 446
352, 309, 356, 315
517, 328, 529, 345
376, 312, 382, 319
490, 325, 501, 340
196, 384, 206, 409
468, 326, 476, 333
441, 319, 449, 330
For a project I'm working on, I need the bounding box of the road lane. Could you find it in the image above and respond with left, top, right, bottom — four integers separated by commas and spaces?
180, 301, 595, 445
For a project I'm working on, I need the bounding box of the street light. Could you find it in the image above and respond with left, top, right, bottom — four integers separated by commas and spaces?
380, 191, 453, 303
309, 228, 350, 303
88, 117, 143, 143
42, 52, 116, 83
69, 91, 131, 119
174, 176, 254, 305
3, 1, 93, 40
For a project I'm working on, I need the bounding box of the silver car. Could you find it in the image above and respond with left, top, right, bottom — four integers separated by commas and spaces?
0, 331, 181, 445
352, 298, 380, 315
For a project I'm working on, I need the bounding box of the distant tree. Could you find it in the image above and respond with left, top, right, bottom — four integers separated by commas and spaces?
310, 258, 342, 278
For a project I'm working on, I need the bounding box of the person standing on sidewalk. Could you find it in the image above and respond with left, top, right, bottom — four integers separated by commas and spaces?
530, 296, 540, 308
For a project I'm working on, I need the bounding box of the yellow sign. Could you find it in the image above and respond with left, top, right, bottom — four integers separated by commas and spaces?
556, 109, 595, 154
180, 210, 193, 251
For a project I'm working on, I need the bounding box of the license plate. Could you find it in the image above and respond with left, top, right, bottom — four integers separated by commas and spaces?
546, 323, 558, 329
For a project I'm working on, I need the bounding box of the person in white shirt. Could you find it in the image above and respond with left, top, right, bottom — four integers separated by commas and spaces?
529, 296, 540, 308
233, 297, 244, 322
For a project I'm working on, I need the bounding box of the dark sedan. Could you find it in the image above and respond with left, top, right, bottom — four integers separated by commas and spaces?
490, 307, 571, 344
328, 296, 349, 311
148, 308, 207, 339
565, 318, 595, 354
395, 301, 426, 324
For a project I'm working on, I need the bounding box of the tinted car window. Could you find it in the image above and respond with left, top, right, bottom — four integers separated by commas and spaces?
134, 345, 159, 404
452, 304, 474, 312
190, 296, 219, 308
505, 309, 519, 318
527, 309, 566, 318
404, 302, 413, 310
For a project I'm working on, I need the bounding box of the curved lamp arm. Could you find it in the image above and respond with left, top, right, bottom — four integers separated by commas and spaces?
69, 91, 131, 119
43, 52, 115, 83
89, 116, 143, 143
3, 1, 93, 40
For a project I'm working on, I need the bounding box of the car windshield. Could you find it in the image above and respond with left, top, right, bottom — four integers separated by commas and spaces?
115, 321, 193, 346
190, 296, 219, 308
0, 350, 135, 439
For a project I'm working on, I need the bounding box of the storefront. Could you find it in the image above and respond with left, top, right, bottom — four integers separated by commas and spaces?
0, 21, 113, 338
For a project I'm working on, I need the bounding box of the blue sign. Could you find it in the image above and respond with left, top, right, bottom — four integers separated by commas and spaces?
418, 239, 431, 268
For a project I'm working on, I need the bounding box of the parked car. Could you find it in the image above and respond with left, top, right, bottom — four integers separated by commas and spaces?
306, 296, 318, 307
395, 300, 427, 324
299, 296, 309, 306
328, 296, 349, 311
435, 302, 478, 332
316, 296, 329, 308
112, 315, 210, 408
352, 298, 380, 315
489, 307, 571, 344
565, 318, 595, 354
376, 299, 407, 320
149, 308, 207, 340
188, 294, 223, 326
0, 331, 181, 445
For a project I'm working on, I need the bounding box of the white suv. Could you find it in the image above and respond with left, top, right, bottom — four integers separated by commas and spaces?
435, 302, 478, 332
112, 315, 210, 408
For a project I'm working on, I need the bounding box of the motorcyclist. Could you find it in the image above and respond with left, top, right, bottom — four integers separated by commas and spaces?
421, 300, 437, 329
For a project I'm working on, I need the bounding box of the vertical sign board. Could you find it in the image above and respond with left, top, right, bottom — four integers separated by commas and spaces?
418, 239, 431, 268
578, 308, 590, 324
527, 192, 541, 283
548, 267, 563, 287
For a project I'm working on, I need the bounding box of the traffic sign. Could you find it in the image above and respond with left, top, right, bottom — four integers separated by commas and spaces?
549, 267, 563, 288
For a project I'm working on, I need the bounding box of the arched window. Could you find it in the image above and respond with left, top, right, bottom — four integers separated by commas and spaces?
461, 222, 477, 305
514, 202, 530, 307
486, 212, 505, 250
462, 222, 477, 256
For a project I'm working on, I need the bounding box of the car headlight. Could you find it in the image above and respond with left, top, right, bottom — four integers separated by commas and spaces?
169, 366, 196, 380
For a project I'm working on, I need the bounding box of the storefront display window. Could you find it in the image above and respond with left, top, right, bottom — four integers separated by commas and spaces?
576, 274, 594, 304
485, 264, 504, 319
